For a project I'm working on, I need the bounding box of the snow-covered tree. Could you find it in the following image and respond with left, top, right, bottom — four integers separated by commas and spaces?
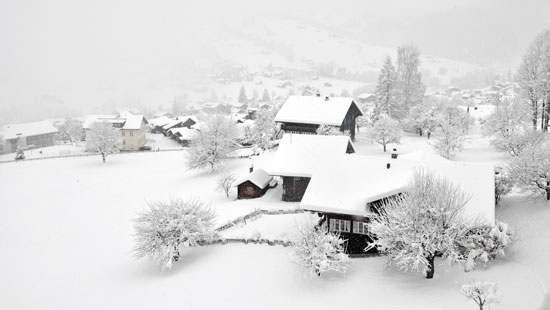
216, 171, 236, 198
431, 104, 471, 159
316, 124, 349, 136
395, 45, 425, 119
85, 122, 121, 163
404, 100, 439, 138
262, 89, 271, 102
461, 281, 501, 310
482, 98, 535, 156
516, 27, 550, 131
291, 224, 351, 277
132, 198, 216, 270
238, 85, 248, 103
368, 169, 471, 279
494, 169, 513, 204
458, 222, 513, 272
58, 117, 83, 143
187, 115, 239, 170
508, 140, 550, 200
368, 115, 402, 152
250, 108, 279, 151
373, 56, 398, 120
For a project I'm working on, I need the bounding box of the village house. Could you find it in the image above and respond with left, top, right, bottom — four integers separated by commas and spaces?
274, 95, 363, 140
300, 152, 495, 255
268, 133, 355, 202
235, 166, 274, 199
162, 116, 197, 136
0, 120, 59, 154
148, 116, 173, 134
83, 114, 148, 151
167, 127, 199, 146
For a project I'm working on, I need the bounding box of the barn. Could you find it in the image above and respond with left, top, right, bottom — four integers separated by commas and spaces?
235, 167, 274, 199
268, 133, 355, 202
300, 152, 495, 255
0, 121, 59, 154
274, 95, 363, 140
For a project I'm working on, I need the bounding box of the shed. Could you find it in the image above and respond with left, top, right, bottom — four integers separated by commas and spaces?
235, 167, 273, 199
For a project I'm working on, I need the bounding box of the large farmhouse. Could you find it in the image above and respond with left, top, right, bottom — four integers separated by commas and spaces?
0, 121, 59, 154
83, 115, 148, 151
300, 153, 495, 254
268, 133, 355, 202
274, 95, 363, 140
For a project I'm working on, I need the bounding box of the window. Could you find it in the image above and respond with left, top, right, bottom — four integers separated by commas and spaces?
130, 131, 134, 136
329, 218, 351, 233
353, 221, 369, 235
247, 187, 254, 196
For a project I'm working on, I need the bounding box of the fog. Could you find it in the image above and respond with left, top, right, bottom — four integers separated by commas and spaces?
1, 0, 549, 124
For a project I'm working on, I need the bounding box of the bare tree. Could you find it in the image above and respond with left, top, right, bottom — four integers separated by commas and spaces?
133, 198, 216, 270
461, 281, 501, 310
395, 45, 425, 119
85, 122, 121, 163
216, 171, 236, 198
368, 115, 402, 152
508, 140, 550, 200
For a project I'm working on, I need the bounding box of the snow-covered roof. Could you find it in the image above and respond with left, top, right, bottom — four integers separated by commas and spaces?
149, 116, 173, 128
162, 116, 197, 130
267, 133, 355, 177
234, 168, 273, 189
122, 115, 147, 130
300, 155, 495, 225
169, 127, 199, 140
274, 96, 362, 126
1, 121, 58, 140
82, 115, 117, 129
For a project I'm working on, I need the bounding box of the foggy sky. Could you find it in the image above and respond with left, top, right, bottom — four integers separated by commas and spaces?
1, 0, 549, 118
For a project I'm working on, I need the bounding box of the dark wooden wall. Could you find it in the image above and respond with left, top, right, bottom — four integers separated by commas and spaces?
280, 123, 318, 134
340, 103, 362, 141
323, 213, 377, 255
282, 176, 310, 202
237, 181, 268, 199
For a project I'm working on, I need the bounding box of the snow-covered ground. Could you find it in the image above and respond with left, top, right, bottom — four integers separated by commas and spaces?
0, 119, 549, 309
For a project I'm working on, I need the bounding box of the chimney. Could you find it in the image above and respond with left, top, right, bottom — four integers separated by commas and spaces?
316, 90, 321, 97
386, 163, 391, 169
249, 164, 254, 173
325, 96, 329, 101
391, 148, 398, 159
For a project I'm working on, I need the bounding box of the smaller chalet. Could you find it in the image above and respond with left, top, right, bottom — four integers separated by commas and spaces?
300, 153, 495, 254
274, 95, 363, 140
268, 134, 355, 202
168, 127, 199, 146
161, 116, 197, 136
235, 167, 274, 199
148, 116, 173, 134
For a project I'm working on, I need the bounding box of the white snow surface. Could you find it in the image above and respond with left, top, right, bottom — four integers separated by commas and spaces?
274, 96, 362, 126
301, 154, 495, 224
234, 168, 273, 189
268, 133, 354, 177
1, 120, 58, 140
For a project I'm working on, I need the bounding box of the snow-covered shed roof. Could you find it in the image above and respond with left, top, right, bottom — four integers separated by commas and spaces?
82, 115, 117, 129
169, 127, 199, 140
267, 133, 355, 177
300, 155, 495, 225
1, 121, 58, 140
122, 115, 147, 130
234, 168, 273, 189
162, 116, 197, 130
274, 96, 363, 126
148, 116, 173, 128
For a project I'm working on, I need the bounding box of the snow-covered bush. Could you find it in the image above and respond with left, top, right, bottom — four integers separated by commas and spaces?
368, 169, 471, 279
291, 224, 351, 277
368, 115, 403, 152
215, 171, 236, 198
459, 221, 513, 272
85, 121, 121, 163
494, 169, 513, 204
133, 198, 216, 270
461, 281, 501, 310
316, 124, 349, 136
187, 115, 239, 170
508, 140, 550, 200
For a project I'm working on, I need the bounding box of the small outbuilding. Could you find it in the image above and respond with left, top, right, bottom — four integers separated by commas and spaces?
235, 167, 274, 199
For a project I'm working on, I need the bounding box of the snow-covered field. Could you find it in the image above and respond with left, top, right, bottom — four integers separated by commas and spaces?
0, 121, 549, 309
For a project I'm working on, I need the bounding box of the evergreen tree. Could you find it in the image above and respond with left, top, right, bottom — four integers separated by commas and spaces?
238, 85, 248, 103
373, 56, 398, 120
395, 45, 425, 119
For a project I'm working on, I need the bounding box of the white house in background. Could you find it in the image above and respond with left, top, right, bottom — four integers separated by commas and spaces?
83, 115, 148, 151
300, 153, 495, 254
0, 121, 59, 154
267, 133, 355, 202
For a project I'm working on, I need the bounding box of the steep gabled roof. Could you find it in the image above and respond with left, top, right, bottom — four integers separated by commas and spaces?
234, 168, 273, 189
148, 116, 173, 128
300, 154, 495, 225
1, 121, 58, 140
274, 96, 363, 126
267, 133, 355, 177
122, 115, 147, 130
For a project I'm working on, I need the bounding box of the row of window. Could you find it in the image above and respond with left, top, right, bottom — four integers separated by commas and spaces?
329, 218, 370, 235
